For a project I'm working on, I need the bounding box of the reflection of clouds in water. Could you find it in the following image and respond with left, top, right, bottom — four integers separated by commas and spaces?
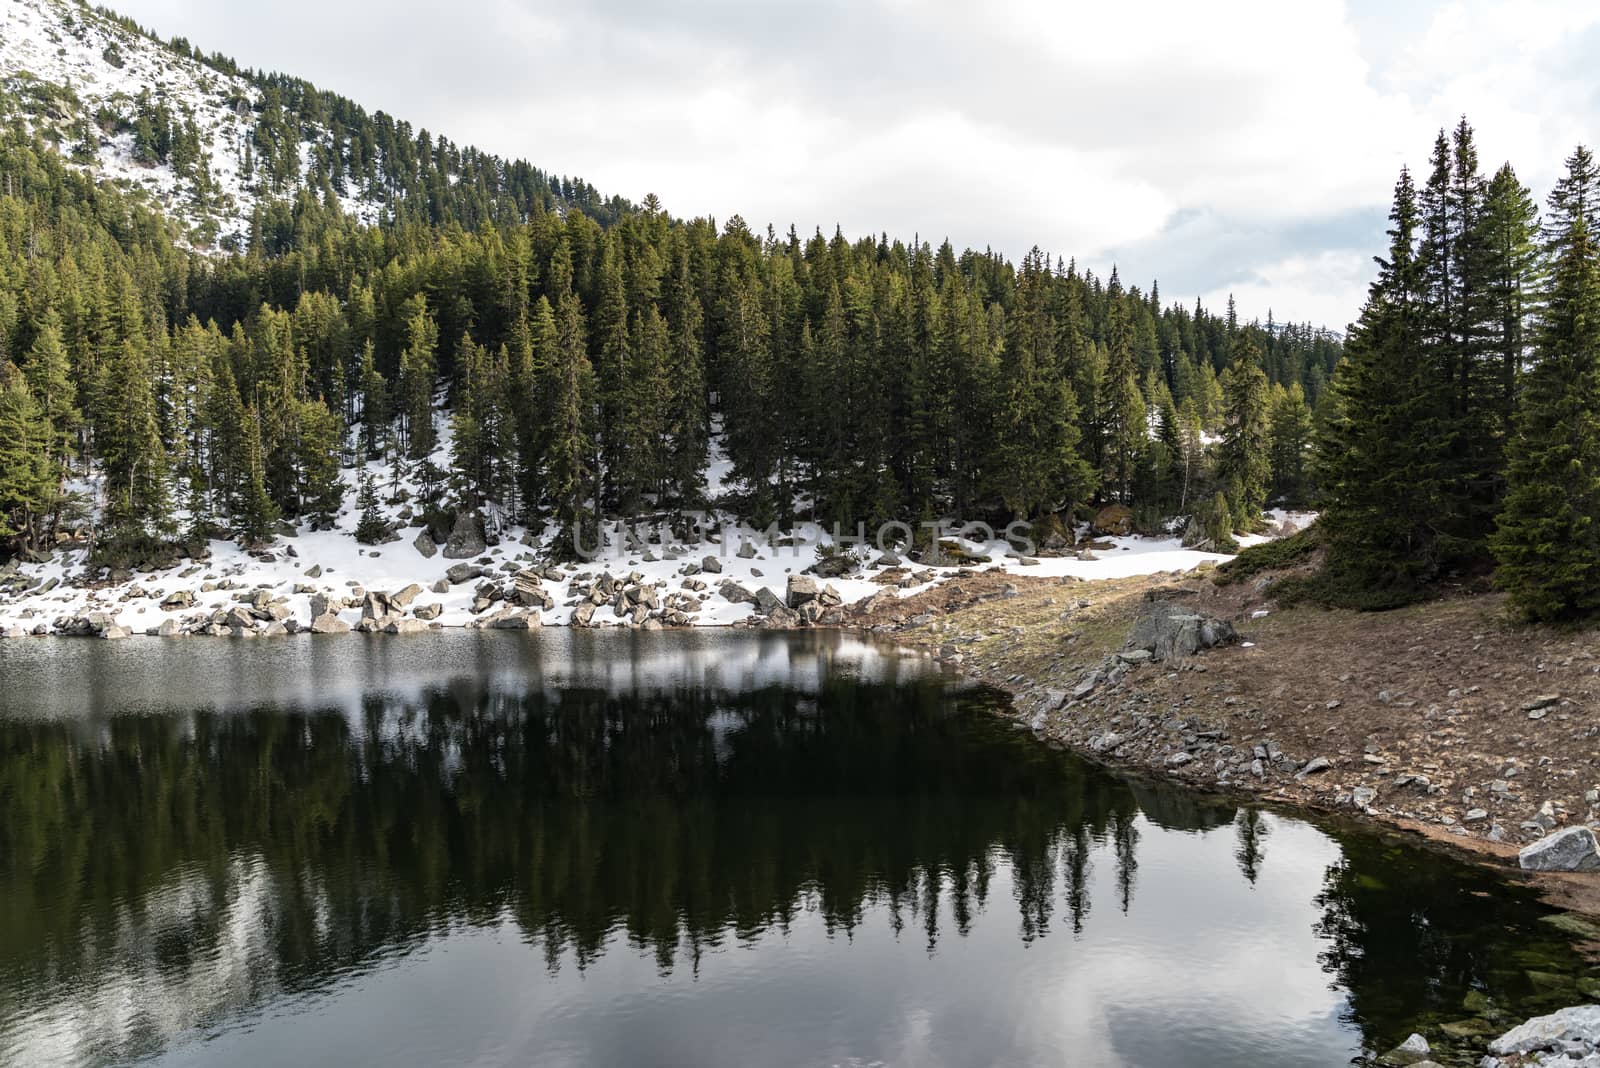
4, 854, 280, 1068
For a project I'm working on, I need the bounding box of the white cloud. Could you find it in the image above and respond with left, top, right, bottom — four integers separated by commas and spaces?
105, 0, 1600, 328
1203, 250, 1374, 333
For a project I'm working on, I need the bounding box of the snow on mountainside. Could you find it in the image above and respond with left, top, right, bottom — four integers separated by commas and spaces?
0, 0, 382, 248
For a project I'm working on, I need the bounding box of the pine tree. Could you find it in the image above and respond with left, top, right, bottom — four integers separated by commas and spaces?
0, 361, 56, 552
237, 404, 280, 544
22, 309, 79, 478
356, 339, 389, 462
1479, 163, 1540, 438
99, 338, 170, 537
1267, 382, 1312, 505
544, 248, 597, 554
1491, 154, 1600, 622
354, 469, 388, 545
1318, 168, 1454, 599
296, 398, 344, 527
1216, 336, 1270, 528
397, 297, 439, 460
1101, 291, 1145, 501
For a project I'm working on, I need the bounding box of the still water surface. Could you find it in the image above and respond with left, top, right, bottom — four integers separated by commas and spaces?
0, 631, 1593, 1067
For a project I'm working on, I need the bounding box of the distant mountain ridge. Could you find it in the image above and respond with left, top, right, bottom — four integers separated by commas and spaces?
0, 0, 629, 249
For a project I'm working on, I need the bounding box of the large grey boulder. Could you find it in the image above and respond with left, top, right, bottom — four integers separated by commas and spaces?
441, 512, 487, 560
309, 613, 351, 635
413, 531, 438, 559
1519, 826, 1600, 872
701, 555, 723, 574
786, 575, 821, 609
1125, 598, 1237, 662
1489, 1004, 1600, 1057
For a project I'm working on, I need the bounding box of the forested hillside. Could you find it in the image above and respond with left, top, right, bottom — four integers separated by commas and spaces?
0, 0, 1341, 568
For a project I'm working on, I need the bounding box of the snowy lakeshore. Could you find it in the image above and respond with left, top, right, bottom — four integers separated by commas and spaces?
0, 510, 1314, 640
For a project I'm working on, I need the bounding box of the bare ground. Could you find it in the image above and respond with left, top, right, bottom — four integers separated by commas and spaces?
847, 560, 1600, 916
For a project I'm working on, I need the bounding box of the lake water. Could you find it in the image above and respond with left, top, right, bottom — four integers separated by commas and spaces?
0, 631, 1593, 1067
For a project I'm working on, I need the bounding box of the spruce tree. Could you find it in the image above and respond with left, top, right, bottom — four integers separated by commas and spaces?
0, 361, 56, 552
397, 297, 439, 461
1318, 169, 1454, 599
237, 404, 280, 544
1267, 382, 1312, 505
1216, 336, 1270, 528
354, 470, 388, 545
1491, 154, 1600, 622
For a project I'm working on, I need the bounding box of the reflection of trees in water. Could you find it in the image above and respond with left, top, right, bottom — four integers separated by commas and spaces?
1313, 829, 1590, 1053
0, 678, 1162, 994
2, 674, 1586, 1065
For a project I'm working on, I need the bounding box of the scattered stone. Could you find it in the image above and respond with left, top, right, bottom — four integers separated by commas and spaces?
1518, 826, 1600, 873
701, 555, 723, 574
1296, 756, 1331, 778
413, 531, 438, 559
446, 563, 485, 585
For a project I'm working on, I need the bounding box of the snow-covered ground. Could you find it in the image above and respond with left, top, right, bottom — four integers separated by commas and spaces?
0, 476, 1317, 637
0, 0, 384, 248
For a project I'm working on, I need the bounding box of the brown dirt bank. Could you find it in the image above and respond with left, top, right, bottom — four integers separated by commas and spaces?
848, 564, 1600, 918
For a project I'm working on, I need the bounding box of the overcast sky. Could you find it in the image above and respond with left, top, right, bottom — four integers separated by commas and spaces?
110, 0, 1600, 330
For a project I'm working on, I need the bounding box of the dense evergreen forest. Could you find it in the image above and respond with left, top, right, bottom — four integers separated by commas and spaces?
0, 117, 1340, 564
1311, 119, 1600, 621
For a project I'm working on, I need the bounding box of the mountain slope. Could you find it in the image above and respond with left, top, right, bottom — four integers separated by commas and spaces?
0, 0, 625, 249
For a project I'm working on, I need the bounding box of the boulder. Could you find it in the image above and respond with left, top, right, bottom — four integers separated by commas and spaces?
384, 617, 428, 635
160, 590, 194, 611
1519, 826, 1600, 873
786, 575, 821, 609
572, 602, 596, 627
1090, 503, 1136, 538
1489, 1005, 1600, 1057
441, 512, 487, 560
808, 554, 855, 579
309, 613, 351, 635
736, 540, 758, 559
413, 602, 443, 621
102, 625, 132, 640
719, 581, 757, 606
489, 609, 540, 630
701, 555, 723, 574
413, 531, 439, 559
391, 583, 423, 609
157, 619, 184, 638
446, 563, 485, 585
754, 586, 783, 614
1124, 598, 1237, 662
431, 579, 451, 594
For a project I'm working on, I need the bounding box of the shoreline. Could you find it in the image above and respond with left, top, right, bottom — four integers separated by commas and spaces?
847, 566, 1600, 922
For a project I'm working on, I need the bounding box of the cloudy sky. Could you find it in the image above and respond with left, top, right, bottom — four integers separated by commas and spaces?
111, 0, 1600, 330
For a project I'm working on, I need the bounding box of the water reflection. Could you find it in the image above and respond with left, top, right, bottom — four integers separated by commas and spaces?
0, 632, 1591, 1067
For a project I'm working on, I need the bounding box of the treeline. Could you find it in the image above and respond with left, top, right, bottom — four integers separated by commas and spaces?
0, 106, 1340, 562
78, 0, 632, 234
1314, 118, 1600, 620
